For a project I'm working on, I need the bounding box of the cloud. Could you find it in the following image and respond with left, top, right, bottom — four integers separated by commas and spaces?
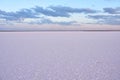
15, 9, 38, 18
88, 15, 120, 25
0, 9, 38, 21
29, 18, 76, 25
0, 6, 98, 25
32, 6, 97, 17
0, 10, 16, 20
0, 6, 98, 20
103, 7, 120, 14
33, 6, 70, 17
49, 6, 97, 14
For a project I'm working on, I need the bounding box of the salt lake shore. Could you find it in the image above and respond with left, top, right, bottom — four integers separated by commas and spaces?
0, 32, 120, 80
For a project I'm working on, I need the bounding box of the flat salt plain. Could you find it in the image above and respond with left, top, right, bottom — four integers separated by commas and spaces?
0, 31, 120, 80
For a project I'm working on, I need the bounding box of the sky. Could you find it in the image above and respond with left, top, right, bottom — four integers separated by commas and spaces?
0, 0, 120, 30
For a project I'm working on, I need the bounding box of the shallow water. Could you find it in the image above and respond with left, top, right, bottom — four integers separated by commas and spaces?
0, 32, 120, 80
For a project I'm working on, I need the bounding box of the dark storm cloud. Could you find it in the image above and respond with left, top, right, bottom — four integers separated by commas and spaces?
88, 15, 120, 25
103, 7, 120, 14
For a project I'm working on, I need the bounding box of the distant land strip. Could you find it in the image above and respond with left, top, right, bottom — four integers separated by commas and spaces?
0, 30, 120, 32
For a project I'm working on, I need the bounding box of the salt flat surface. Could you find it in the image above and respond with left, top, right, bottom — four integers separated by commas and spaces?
0, 32, 120, 80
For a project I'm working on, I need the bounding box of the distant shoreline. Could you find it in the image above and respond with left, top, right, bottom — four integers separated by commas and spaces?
0, 30, 120, 32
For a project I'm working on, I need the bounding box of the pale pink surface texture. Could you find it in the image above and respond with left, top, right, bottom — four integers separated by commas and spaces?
0, 32, 120, 80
